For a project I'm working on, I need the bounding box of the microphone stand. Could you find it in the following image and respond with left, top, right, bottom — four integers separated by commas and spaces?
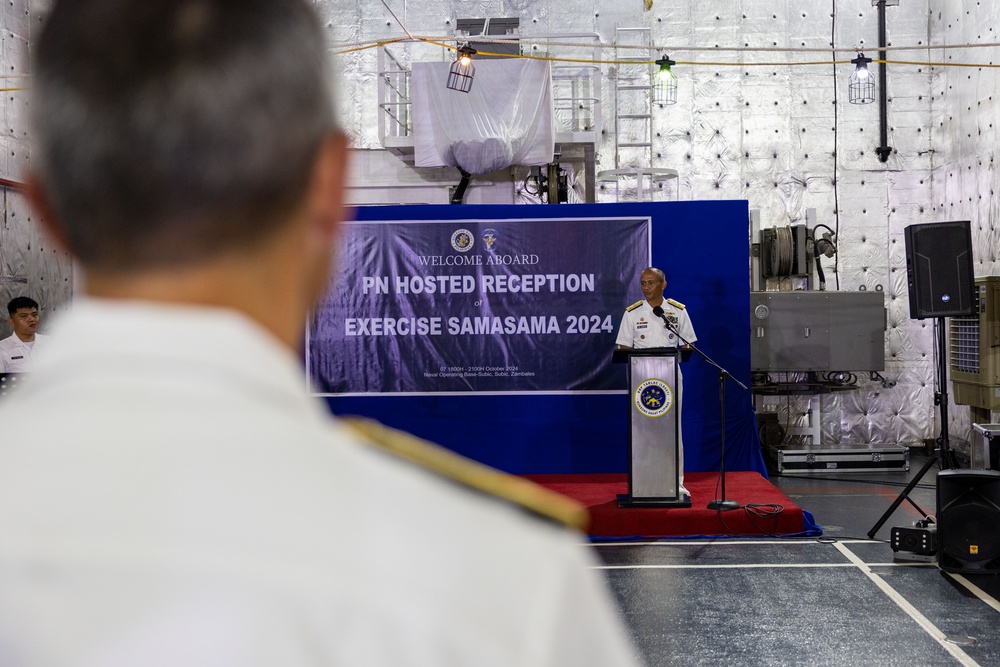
654, 308, 747, 511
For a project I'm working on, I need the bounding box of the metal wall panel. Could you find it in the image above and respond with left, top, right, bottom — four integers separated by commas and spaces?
931, 0, 1000, 442
751, 291, 886, 372
7, 0, 998, 447
0, 0, 72, 339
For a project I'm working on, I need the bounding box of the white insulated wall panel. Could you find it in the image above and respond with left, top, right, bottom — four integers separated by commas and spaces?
931, 0, 1000, 441
0, 0, 72, 339
5, 0, 994, 445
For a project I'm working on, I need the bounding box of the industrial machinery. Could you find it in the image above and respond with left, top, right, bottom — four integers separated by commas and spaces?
750, 210, 898, 473
757, 221, 837, 292
750, 291, 885, 376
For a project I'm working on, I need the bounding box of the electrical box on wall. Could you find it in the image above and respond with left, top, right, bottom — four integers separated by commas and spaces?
750, 291, 887, 372
951, 277, 1000, 410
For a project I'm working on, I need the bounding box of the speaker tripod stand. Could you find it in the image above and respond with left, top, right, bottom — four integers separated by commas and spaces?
868, 317, 958, 539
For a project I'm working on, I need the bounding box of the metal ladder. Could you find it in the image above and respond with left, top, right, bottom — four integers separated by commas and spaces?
611, 27, 653, 170
600, 27, 677, 201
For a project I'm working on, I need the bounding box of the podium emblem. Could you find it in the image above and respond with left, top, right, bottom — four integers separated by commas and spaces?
634, 379, 673, 418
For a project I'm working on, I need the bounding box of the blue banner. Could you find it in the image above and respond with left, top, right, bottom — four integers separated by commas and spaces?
318, 201, 763, 477
309, 217, 649, 394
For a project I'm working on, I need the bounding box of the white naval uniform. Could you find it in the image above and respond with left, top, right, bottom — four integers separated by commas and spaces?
615, 298, 697, 496
0, 299, 642, 667
0, 332, 47, 373
614, 299, 696, 350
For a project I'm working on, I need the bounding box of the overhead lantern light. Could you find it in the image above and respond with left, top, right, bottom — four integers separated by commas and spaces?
652, 55, 677, 106
849, 53, 876, 105
447, 44, 477, 93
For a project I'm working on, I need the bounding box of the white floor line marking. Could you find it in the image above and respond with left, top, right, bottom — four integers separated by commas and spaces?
948, 573, 1000, 615
590, 538, 878, 547
591, 540, 809, 547
595, 562, 857, 570
833, 541, 980, 667
593, 561, 939, 571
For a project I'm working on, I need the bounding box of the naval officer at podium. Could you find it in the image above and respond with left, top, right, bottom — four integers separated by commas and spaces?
616, 266, 697, 496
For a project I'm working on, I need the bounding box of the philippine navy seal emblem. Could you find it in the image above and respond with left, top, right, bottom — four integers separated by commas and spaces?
634, 379, 673, 418
451, 228, 474, 253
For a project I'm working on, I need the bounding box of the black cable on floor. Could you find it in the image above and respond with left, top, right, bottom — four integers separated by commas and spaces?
711, 500, 786, 538
744, 503, 784, 536
714, 505, 740, 536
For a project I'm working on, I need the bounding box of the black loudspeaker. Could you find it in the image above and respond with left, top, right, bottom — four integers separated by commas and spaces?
904, 221, 975, 319
937, 469, 1000, 573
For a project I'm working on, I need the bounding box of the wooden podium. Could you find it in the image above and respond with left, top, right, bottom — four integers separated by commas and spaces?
613, 348, 691, 508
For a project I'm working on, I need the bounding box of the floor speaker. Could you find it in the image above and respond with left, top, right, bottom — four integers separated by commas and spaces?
904, 221, 975, 319
937, 469, 1000, 573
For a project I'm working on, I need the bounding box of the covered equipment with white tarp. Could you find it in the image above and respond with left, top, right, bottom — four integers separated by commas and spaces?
411, 59, 554, 174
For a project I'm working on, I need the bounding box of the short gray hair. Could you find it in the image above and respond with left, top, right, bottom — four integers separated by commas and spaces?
641, 267, 665, 282
32, 0, 337, 271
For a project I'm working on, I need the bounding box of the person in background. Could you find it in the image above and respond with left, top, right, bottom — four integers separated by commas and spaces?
0, 297, 47, 372
0, 1, 643, 665
616, 266, 697, 499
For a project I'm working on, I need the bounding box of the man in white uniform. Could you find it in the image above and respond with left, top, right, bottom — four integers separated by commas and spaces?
616, 267, 697, 497
615, 268, 697, 351
0, 2, 643, 665
0, 297, 47, 372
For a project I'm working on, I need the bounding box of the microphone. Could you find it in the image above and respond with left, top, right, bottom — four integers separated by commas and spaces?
651, 305, 674, 331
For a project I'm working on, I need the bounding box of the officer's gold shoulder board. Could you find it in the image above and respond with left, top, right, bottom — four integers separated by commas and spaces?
342, 417, 589, 531
625, 300, 644, 312
666, 298, 686, 310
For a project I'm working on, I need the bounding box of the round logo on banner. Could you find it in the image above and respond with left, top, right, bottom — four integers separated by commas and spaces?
482, 228, 499, 252
451, 229, 475, 253
634, 379, 673, 418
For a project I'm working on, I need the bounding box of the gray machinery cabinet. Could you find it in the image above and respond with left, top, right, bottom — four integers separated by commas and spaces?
749, 290, 906, 473
750, 291, 886, 372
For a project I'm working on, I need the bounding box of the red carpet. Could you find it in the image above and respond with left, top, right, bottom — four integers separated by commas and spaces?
522, 472, 821, 539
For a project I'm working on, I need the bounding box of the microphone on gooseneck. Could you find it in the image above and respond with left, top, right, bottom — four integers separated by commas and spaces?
651, 305, 672, 330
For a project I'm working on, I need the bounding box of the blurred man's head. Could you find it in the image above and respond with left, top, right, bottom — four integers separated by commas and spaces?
30, 0, 344, 275
7, 297, 40, 342
29, 0, 350, 345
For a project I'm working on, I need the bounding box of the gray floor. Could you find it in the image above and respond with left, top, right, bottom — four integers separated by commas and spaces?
595, 451, 1000, 667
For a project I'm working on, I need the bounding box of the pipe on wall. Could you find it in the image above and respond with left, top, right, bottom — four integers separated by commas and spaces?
875, 0, 892, 162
